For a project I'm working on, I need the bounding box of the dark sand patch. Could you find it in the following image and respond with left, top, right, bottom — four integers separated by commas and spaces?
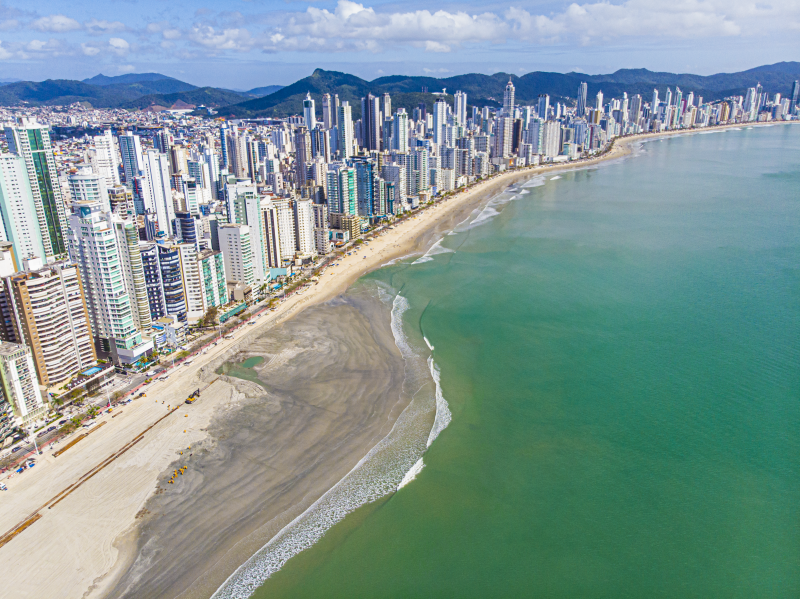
108, 290, 409, 599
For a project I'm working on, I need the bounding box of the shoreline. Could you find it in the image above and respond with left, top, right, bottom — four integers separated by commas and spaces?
0, 120, 789, 599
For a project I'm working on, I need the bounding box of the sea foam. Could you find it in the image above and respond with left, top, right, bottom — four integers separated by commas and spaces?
211, 293, 451, 599
412, 238, 455, 265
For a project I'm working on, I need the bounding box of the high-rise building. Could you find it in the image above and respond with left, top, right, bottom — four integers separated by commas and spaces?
157, 243, 187, 322
110, 217, 151, 333
119, 132, 144, 184
542, 121, 562, 159
337, 102, 354, 159
273, 198, 296, 261
197, 249, 228, 310
177, 243, 204, 319
790, 80, 799, 114
90, 130, 120, 188
219, 223, 254, 286
392, 109, 409, 152
294, 199, 316, 256
537, 94, 550, 121
4, 118, 69, 258
0, 154, 45, 262
68, 167, 111, 213
0, 341, 48, 424
321, 93, 334, 130
454, 91, 468, 127
1, 261, 96, 387
142, 150, 174, 234
303, 93, 317, 130
66, 201, 152, 366
382, 93, 392, 127
260, 199, 283, 269
577, 82, 588, 117
503, 79, 515, 115
361, 93, 381, 151
432, 98, 447, 146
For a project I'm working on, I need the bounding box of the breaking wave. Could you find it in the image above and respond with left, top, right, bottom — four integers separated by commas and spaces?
211, 292, 451, 599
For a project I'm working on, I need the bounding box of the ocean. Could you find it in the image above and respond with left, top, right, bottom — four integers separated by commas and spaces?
228, 125, 800, 598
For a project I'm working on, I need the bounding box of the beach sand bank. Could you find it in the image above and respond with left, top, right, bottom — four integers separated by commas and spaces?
0, 122, 786, 599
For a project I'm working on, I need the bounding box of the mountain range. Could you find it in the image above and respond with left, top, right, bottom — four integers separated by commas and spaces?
217, 62, 800, 119
0, 72, 284, 109
0, 62, 797, 117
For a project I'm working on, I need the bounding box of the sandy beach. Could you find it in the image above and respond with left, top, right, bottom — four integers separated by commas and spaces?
0, 121, 787, 599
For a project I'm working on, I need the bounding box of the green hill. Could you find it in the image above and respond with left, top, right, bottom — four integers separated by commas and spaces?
215, 63, 800, 119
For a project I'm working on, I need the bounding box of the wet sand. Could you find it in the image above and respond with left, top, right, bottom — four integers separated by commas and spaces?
108, 291, 410, 599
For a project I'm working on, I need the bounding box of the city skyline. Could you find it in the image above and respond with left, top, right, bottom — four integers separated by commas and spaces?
0, 0, 797, 88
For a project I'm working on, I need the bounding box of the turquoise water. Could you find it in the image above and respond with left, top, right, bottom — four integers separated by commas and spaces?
253, 125, 800, 598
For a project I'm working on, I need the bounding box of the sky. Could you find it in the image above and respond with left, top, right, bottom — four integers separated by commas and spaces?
0, 0, 798, 88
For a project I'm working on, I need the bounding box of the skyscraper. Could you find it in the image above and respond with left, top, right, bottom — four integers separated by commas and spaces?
0, 154, 45, 262
303, 93, 317, 130
337, 102, 354, 159
142, 150, 174, 234
392, 108, 409, 152
432, 98, 447, 146
0, 341, 48, 424
66, 201, 152, 365
119, 132, 144, 184
454, 91, 467, 127
219, 223, 254, 286
537, 94, 550, 120
361, 93, 381, 151
595, 91, 604, 113
90, 130, 120, 188
790, 80, 800, 114
68, 167, 111, 213
577, 82, 588, 117
321, 93, 334, 130
4, 118, 69, 258
1, 261, 96, 387
503, 79, 515, 115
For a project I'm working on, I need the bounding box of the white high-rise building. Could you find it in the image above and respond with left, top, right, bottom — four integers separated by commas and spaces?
503, 79, 515, 115
0, 154, 45, 262
542, 121, 562, 159
321, 93, 334, 130
293, 199, 316, 257
432, 99, 447, 146
90, 130, 120, 187
303, 93, 317, 131
0, 341, 48, 424
142, 150, 174, 234
392, 109, 409, 152
178, 243, 204, 319
68, 167, 111, 213
109, 216, 151, 333
454, 91, 467, 127
219, 223, 254, 286
66, 201, 152, 365
338, 102, 354, 159
274, 198, 296, 261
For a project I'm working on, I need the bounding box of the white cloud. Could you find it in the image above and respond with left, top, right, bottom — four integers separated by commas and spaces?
81, 42, 100, 56
31, 14, 81, 33
85, 19, 126, 34
162, 28, 181, 40
116, 64, 136, 74
0, 43, 11, 60
258, 0, 800, 54
108, 37, 130, 55
0, 19, 17, 31
189, 25, 254, 52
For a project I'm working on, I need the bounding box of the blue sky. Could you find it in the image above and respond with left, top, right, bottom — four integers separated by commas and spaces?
0, 0, 797, 88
